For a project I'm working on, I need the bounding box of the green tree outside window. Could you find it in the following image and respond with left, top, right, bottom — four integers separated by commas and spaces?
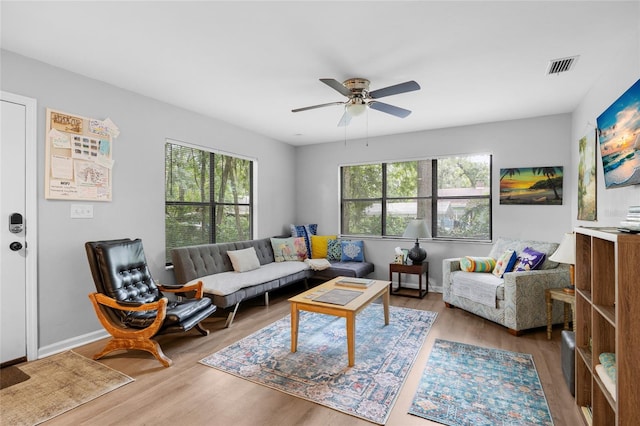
341, 154, 491, 240
165, 141, 252, 263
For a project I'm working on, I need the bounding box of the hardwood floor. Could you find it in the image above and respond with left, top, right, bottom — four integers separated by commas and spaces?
41, 282, 583, 425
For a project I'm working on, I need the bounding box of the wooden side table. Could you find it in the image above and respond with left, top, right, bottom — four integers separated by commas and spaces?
389, 262, 428, 299
545, 288, 575, 340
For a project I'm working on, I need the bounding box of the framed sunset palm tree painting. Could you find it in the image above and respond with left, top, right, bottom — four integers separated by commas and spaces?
499, 167, 563, 205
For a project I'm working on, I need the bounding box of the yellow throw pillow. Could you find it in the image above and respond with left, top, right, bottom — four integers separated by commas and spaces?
310, 235, 337, 259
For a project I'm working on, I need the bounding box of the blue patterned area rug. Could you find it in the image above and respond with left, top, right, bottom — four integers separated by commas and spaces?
409, 339, 554, 426
200, 305, 437, 424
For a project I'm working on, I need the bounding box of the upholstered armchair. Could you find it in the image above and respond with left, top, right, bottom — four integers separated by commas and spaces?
443, 237, 570, 335
86, 238, 216, 367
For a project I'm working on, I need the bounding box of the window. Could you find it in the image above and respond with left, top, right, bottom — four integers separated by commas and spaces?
165, 141, 253, 263
341, 154, 491, 240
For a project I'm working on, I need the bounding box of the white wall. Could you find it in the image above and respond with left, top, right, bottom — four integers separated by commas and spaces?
294, 114, 573, 291
1, 50, 298, 350
570, 16, 640, 226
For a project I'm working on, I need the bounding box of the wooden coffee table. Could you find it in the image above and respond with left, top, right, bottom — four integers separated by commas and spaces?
288, 277, 390, 367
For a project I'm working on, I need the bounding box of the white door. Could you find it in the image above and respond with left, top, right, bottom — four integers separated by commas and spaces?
0, 92, 38, 365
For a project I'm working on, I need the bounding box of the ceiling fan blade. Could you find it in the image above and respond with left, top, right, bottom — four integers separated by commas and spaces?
369, 101, 412, 118
369, 80, 420, 99
320, 78, 352, 97
292, 101, 345, 113
337, 110, 352, 127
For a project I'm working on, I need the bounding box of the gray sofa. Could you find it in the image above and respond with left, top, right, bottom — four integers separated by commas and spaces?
171, 237, 374, 327
443, 237, 571, 335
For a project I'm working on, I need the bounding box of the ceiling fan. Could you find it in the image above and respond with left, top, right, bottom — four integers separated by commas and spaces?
292, 78, 420, 126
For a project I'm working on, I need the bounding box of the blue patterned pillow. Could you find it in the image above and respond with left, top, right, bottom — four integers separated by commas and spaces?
340, 240, 364, 262
290, 224, 318, 258
327, 238, 342, 261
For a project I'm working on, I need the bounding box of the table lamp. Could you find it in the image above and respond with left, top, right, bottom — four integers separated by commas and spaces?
549, 232, 576, 294
403, 219, 431, 264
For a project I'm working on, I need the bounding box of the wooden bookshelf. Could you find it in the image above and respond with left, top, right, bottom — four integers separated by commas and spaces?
574, 228, 640, 426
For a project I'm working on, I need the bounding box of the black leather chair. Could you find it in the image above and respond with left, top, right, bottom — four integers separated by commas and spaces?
86, 238, 216, 367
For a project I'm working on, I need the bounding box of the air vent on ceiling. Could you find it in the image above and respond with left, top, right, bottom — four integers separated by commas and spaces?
546, 56, 579, 75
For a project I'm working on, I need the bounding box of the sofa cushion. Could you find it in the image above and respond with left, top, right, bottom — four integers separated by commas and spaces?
270, 237, 307, 262
513, 246, 546, 272
492, 249, 517, 278
189, 261, 310, 296
290, 223, 318, 258
460, 256, 496, 272
314, 261, 374, 279
227, 247, 261, 272
341, 240, 365, 262
327, 238, 342, 261
311, 235, 337, 259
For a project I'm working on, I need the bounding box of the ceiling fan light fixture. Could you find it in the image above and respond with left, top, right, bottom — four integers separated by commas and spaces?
347, 102, 367, 116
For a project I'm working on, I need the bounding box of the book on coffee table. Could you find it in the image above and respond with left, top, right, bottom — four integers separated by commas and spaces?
312, 289, 362, 305
335, 277, 375, 288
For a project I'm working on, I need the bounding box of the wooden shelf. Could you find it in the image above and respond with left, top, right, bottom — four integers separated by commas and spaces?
574, 227, 640, 426
576, 346, 593, 373
593, 304, 615, 327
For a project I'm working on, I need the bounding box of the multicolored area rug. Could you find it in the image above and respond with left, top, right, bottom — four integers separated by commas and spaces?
409, 339, 554, 426
200, 305, 437, 424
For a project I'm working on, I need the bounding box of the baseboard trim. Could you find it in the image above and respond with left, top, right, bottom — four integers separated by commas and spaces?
37, 329, 108, 359
390, 279, 442, 293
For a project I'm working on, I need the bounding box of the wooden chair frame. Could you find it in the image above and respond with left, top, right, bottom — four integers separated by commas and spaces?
88, 281, 208, 367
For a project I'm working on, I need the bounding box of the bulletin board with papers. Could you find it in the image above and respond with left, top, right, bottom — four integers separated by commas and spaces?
45, 108, 118, 201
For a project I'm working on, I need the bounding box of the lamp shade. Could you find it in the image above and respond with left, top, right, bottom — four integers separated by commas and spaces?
403, 219, 430, 264
403, 219, 431, 239
549, 232, 575, 265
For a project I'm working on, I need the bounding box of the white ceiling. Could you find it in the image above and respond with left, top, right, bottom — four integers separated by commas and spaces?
1, 1, 638, 146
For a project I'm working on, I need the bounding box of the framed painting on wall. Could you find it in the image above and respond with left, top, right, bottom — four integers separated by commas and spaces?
596, 78, 640, 189
578, 129, 597, 220
499, 167, 563, 205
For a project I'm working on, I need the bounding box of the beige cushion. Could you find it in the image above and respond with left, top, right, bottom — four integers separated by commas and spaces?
227, 247, 261, 272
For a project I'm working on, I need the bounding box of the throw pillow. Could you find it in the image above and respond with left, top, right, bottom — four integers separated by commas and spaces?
327, 238, 342, 261
460, 256, 496, 272
290, 223, 318, 258
270, 237, 307, 262
227, 247, 261, 272
310, 235, 337, 259
340, 240, 365, 262
492, 249, 517, 278
513, 246, 547, 272
599, 353, 617, 384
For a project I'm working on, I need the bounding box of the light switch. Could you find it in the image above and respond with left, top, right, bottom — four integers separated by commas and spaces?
70, 204, 93, 219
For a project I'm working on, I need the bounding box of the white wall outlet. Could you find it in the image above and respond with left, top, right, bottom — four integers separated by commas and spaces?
70, 204, 93, 219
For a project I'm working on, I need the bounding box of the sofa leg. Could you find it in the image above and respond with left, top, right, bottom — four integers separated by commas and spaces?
264, 292, 269, 306
508, 328, 523, 336
225, 303, 240, 328
304, 278, 309, 289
